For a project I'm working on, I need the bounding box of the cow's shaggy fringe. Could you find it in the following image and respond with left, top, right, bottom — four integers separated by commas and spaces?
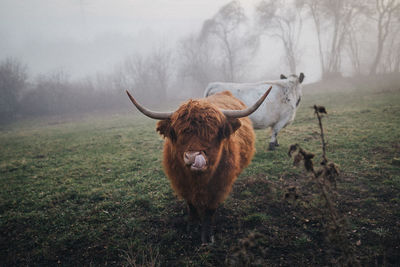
288, 105, 359, 266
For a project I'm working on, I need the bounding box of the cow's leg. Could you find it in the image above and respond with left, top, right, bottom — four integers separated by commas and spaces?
275, 131, 280, 146
201, 208, 216, 244
269, 128, 278, 151
187, 202, 199, 232
269, 120, 287, 150
187, 202, 199, 221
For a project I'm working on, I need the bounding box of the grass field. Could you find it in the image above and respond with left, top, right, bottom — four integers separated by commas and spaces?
1, 83, 399, 266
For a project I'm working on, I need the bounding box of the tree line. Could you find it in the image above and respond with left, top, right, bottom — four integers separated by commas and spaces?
1, 0, 399, 123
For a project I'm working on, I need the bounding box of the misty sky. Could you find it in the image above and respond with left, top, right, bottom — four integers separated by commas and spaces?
0, 0, 265, 79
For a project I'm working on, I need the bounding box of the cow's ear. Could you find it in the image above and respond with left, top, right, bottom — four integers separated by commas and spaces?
280, 74, 287, 79
218, 118, 241, 140
156, 119, 176, 142
299, 73, 305, 83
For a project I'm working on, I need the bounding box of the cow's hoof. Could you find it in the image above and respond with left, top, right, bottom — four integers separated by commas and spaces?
268, 142, 276, 151
201, 225, 215, 244
201, 233, 215, 244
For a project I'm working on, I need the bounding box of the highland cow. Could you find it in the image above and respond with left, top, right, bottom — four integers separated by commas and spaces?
126, 87, 271, 243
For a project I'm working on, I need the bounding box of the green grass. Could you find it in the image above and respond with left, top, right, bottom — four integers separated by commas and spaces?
1, 86, 399, 266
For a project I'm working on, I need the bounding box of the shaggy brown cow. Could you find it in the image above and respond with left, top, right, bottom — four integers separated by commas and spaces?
126, 87, 272, 243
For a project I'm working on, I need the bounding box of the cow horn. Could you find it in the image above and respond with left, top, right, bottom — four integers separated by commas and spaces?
126, 90, 173, 120
222, 86, 272, 118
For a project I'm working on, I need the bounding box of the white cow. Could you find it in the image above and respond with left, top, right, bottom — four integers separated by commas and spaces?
204, 73, 305, 150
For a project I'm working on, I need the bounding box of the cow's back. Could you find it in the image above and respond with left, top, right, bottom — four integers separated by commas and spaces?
205, 82, 297, 129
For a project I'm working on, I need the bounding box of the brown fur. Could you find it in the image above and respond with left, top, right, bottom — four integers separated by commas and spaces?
156, 91, 255, 218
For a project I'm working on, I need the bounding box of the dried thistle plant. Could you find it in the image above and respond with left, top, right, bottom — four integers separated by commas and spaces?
288, 105, 359, 266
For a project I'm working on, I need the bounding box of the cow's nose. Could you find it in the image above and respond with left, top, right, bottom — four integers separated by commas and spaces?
184, 151, 200, 165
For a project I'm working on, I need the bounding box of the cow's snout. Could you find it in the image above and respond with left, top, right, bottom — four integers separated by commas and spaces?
184, 151, 207, 171
184, 151, 200, 165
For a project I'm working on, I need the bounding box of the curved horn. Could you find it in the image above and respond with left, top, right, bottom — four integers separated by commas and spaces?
222, 86, 272, 118
126, 90, 173, 120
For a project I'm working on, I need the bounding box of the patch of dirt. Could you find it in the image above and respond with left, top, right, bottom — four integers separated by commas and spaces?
108, 170, 400, 266
167, 171, 398, 265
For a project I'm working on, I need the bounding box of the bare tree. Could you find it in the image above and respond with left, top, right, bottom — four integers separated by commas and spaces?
367, 0, 400, 75
114, 46, 173, 105
303, 0, 326, 76
303, 0, 364, 78
256, 0, 304, 74
177, 34, 221, 92
325, 0, 349, 75
0, 58, 27, 122
150, 46, 173, 101
346, 22, 363, 75
381, 23, 400, 73
393, 36, 400, 73
199, 1, 259, 82
36, 70, 71, 115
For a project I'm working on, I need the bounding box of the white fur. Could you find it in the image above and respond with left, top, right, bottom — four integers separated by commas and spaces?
204, 75, 303, 146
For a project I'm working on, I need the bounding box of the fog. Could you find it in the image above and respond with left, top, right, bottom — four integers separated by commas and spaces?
1, 0, 399, 123
1, 0, 247, 77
